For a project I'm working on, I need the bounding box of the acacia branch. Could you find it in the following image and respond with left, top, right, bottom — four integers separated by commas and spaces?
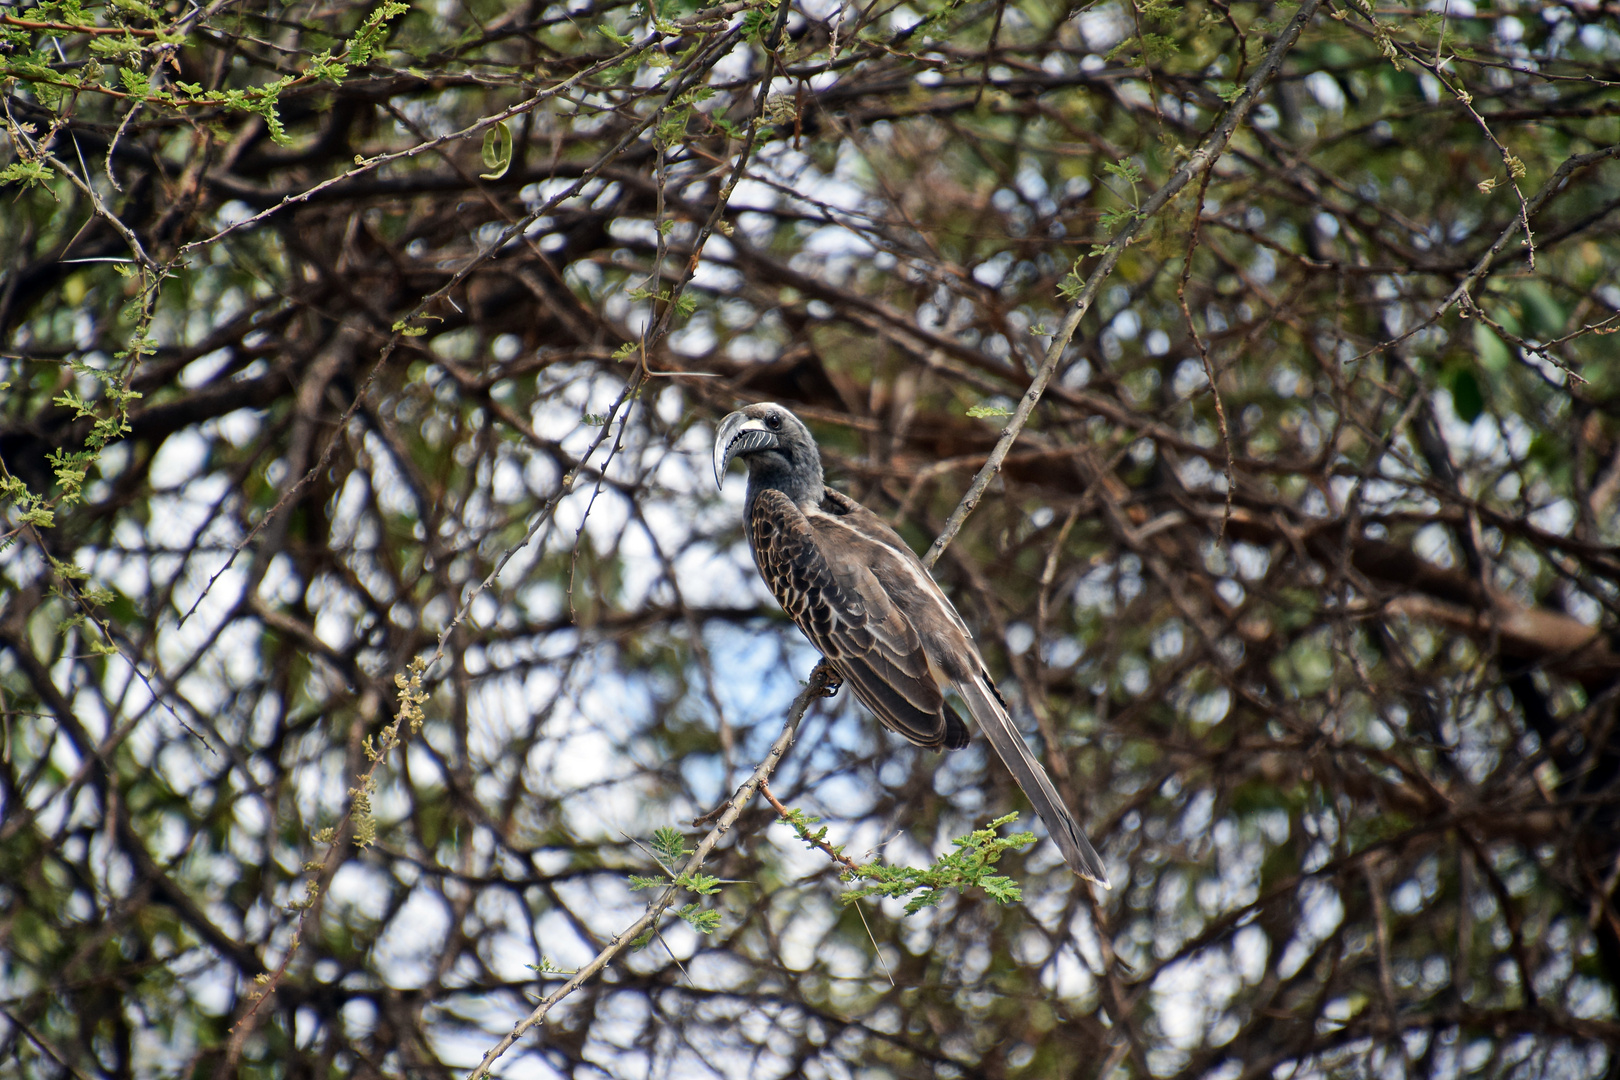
464, 662, 837, 1080
921, 0, 1326, 568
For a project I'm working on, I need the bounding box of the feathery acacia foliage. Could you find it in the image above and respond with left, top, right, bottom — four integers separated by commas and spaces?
3, 0, 1620, 1074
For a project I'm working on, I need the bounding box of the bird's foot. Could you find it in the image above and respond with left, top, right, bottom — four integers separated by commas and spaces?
811, 662, 842, 698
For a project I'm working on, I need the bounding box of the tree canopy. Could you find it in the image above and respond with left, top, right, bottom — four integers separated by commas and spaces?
3, 0, 1620, 1074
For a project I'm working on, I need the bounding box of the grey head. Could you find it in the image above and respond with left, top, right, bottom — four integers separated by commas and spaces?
712, 402, 826, 508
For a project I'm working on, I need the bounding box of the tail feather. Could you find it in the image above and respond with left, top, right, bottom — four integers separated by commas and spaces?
953, 674, 1110, 888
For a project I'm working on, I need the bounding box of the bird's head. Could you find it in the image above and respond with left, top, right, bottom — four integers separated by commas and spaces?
712, 402, 824, 506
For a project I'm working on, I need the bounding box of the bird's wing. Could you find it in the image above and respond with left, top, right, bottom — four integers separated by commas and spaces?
817, 489, 1110, 886
749, 488, 965, 749
820, 489, 975, 643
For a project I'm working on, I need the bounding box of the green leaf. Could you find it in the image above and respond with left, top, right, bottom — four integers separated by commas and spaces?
480, 120, 513, 180
676, 903, 721, 933
307, 49, 349, 82
1448, 367, 1484, 423
740, 8, 774, 40
393, 316, 439, 337
529, 956, 574, 976
1102, 159, 1143, 186
652, 826, 689, 863
655, 106, 691, 147
1518, 282, 1566, 339
1473, 323, 1511, 372
0, 160, 56, 191
1099, 206, 1140, 231
88, 33, 144, 59
347, 0, 409, 67
675, 871, 720, 896
980, 874, 1021, 904
840, 813, 1034, 915
967, 403, 1013, 419
118, 65, 151, 95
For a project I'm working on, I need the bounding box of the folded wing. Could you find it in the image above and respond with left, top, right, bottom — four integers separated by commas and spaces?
748, 488, 969, 750
748, 485, 1107, 884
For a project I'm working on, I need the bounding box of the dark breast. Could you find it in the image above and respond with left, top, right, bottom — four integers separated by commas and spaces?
748, 491, 870, 655
746, 487, 970, 751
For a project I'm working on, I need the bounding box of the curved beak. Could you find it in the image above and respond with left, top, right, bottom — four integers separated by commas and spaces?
712, 411, 778, 489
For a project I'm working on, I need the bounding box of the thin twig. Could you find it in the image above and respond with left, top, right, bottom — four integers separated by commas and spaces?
760, 779, 859, 870
173, 31, 698, 259
1176, 162, 1236, 537
920, 0, 1326, 568
42, 151, 159, 269
173, 27, 745, 629
464, 662, 837, 1080
1349, 140, 1620, 366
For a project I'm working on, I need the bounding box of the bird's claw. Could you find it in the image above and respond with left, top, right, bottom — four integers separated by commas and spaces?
818, 676, 842, 698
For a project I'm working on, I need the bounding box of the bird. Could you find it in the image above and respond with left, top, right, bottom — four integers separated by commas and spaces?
712, 402, 1110, 887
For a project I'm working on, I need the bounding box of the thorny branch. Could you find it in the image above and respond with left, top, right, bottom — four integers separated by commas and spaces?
5, 0, 1620, 1074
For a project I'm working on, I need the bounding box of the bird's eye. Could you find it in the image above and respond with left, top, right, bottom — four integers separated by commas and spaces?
765, 413, 782, 430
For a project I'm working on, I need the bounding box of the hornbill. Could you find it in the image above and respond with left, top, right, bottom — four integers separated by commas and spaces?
713, 402, 1110, 887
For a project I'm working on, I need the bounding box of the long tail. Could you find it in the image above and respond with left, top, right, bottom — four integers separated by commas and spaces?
953, 673, 1110, 888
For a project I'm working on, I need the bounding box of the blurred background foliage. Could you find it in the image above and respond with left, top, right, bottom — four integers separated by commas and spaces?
3, 0, 1620, 1074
